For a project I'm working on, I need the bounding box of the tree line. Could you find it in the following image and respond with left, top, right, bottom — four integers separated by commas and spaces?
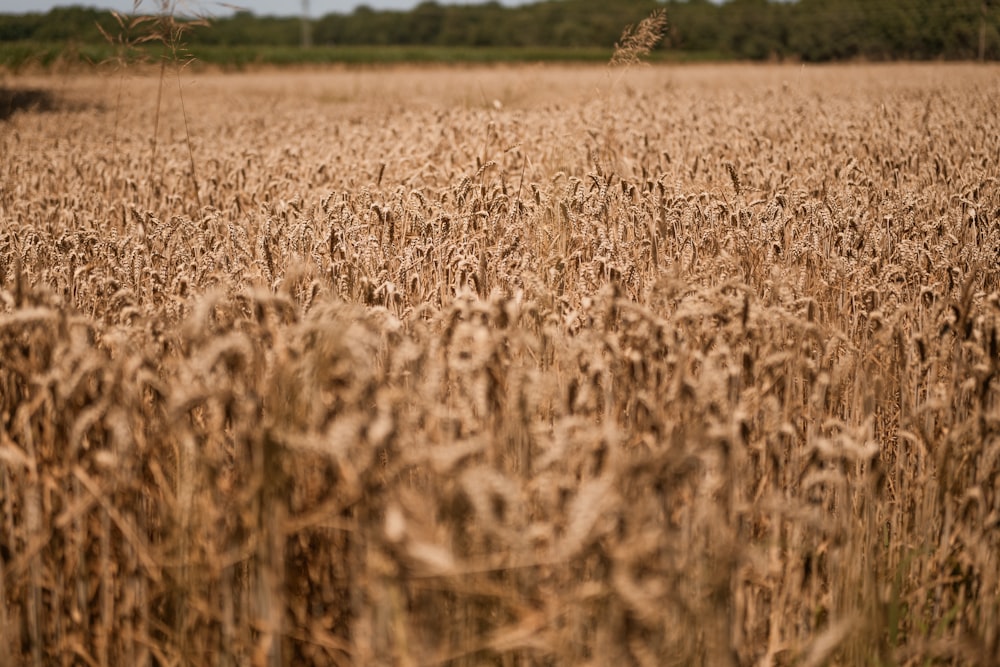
1, 0, 996, 62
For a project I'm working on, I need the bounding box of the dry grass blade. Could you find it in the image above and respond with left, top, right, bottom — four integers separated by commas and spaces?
610, 9, 668, 67
800, 617, 859, 667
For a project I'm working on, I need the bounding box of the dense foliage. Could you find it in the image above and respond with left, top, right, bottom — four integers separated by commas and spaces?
0, 0, 997, 62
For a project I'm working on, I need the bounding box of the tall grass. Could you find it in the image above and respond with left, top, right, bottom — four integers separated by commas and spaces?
1, 57, 998, 665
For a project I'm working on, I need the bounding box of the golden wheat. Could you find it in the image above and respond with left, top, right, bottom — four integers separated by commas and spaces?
0, 61, 998, 666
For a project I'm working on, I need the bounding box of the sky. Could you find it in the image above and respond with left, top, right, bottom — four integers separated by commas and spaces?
0, 0, 537, 16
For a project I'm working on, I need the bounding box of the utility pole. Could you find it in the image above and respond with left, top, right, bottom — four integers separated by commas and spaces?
301, 0, 312, 49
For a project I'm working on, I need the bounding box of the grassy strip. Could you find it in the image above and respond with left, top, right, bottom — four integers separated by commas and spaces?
0, 41, 725, 70
196, 44, 619, 66
0, 41, 115, 69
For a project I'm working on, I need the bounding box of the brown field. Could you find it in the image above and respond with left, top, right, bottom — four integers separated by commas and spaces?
1, 62, 999, 666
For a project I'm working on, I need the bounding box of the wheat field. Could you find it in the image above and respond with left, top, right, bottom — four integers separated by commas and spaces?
1, 62, 999, 666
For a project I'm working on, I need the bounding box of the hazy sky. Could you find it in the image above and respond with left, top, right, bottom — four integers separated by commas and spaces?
0, 0, 535, 16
